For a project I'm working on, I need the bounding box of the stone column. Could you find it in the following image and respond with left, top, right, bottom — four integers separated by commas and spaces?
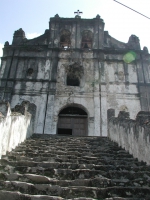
94, 61, 100, 136
44, 94, 55, 134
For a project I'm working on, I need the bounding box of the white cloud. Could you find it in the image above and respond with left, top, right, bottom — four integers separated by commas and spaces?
0, 43, 4, 66
26, 32, 41, 39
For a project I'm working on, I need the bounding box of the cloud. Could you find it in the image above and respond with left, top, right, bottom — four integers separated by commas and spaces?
26, 32, 41, 39
0, 43, 4, 66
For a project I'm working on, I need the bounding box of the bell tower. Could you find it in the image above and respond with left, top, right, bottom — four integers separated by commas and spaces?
49, 14, 105, 49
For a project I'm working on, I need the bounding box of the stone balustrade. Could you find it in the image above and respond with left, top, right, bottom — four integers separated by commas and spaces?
108, 109, 150, 165
0, 101, 32, 158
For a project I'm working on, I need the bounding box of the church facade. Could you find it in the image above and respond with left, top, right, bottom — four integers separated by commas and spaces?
0, 14, 150, 136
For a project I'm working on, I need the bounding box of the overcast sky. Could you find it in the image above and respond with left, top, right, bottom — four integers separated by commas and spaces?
0, 0, 150, 63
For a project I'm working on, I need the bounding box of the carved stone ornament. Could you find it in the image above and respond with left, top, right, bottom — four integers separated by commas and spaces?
14, 28, 26, 38
4, 41, 9, 46
55, 14, 60, 18
96, 14, 100, 19
143, 46, 149, 54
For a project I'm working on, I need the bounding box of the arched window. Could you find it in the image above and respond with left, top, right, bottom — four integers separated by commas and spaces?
81, 30, 92, 49
65, 63, 84, 87
60, 29, 71, 48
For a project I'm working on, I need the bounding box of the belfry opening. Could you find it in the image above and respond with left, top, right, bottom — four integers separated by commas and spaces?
57, 106, 88, 136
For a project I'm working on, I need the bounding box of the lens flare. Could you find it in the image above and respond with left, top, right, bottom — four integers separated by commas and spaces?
123, 51, 136, 63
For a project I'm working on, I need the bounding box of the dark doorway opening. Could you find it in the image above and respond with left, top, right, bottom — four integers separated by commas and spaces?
59, 107, 87, 115
58, 128, 72, 135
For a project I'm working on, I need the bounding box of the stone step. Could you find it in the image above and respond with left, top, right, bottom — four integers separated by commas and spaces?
7, 150, 120, 156
1, 155, 142, 168
105, 198, 145, 200
4, 149, 133, 159
1, 165, 150, 182
9, 145, 125, 151
11, 160, 146, 170
111, 178, 150, 187
0, 181, 150, 199
1, 190, 144, 200
5, 172, 150, 187
23, 144, 121, 150
0, 161, 115, 170
1, 162, 149, 178
11, 149, 126, 156
2, 156, 141, 169
1, 171, 150, 188
12, 167, 106, 179
105, 170, 150, 180
9, 153, 134, 161
0, 158, 105, 166
10, 139, 121, 143
0, 190, 65, 200
0, 174, 110, 187
13, 139, 118, 145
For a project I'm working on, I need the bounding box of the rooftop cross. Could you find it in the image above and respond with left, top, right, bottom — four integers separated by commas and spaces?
74, 10, 83, 16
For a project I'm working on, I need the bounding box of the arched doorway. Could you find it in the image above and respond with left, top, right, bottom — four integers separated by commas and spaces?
57, 106, 88, 136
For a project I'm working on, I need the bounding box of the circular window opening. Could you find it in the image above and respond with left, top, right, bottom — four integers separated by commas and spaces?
27, 68, 33, 76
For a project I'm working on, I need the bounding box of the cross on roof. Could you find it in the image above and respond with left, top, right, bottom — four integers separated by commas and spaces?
74, 10, 83, 16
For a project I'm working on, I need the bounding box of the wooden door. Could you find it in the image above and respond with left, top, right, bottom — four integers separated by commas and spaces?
72, 117, 87, 136
58, 117, 72, 129
58, 116, 87, 136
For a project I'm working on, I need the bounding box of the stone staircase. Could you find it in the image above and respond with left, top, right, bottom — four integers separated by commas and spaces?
0, 134, 150, 200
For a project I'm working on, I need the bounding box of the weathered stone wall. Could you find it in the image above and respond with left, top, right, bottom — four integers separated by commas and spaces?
108, 110, 150, 165
0, 47, 142, 136
101, 58, 141, 136
1, 47, 142, 135
0, 101, 32, 159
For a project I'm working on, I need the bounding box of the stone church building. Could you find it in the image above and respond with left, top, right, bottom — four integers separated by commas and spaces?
0, 14, 150, 136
